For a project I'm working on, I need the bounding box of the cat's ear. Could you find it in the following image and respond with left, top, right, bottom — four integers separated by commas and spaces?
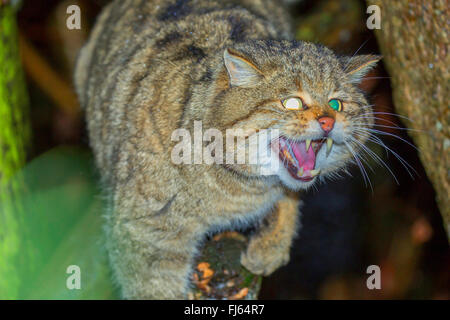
223, 48, 264, 88
342, 54, 381, 83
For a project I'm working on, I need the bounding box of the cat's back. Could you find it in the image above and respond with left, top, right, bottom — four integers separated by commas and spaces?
76, 0, 292, 106
74, 0, 292, 181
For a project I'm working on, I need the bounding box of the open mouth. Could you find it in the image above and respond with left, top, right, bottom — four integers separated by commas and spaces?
273, 136, 333, 182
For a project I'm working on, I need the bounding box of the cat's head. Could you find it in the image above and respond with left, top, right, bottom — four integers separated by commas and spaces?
213, 40, 380, 190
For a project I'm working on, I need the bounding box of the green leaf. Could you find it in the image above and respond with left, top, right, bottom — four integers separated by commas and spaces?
0, 147, 118, 299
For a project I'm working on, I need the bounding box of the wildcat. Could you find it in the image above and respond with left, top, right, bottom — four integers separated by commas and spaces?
74, 0, 379, 299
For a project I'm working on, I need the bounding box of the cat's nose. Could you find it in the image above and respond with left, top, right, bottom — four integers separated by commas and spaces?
318, 116, 335, 133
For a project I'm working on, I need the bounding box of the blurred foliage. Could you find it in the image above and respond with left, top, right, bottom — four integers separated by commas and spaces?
1, 147, 260, 299
296, 0, 365, 52
1, 147, 118, 299
0, 2, 30, 299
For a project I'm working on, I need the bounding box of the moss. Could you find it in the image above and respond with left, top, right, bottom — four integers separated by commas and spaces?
0, 3, 30, 299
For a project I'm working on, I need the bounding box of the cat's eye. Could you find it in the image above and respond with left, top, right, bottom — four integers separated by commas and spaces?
328, 99, 343, 112
282, 97, 304, 110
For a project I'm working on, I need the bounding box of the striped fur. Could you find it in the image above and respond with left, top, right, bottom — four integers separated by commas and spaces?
75, 0, 378, 299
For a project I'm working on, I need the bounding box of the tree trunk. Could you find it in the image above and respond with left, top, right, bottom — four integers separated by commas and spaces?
0, 0, 30, 298
367, 0, 449, 238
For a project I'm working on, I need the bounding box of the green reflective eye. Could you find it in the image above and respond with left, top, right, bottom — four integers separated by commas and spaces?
328, 99, 343, 112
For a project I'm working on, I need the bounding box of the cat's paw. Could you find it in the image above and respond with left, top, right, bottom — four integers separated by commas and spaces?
240, 242, 290, 276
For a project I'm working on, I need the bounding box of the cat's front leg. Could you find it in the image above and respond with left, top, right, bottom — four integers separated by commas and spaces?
106, 194, 202, 299
241, 193, 300, 276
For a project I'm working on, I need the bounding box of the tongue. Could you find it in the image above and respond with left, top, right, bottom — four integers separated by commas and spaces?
290, 141, 316, 171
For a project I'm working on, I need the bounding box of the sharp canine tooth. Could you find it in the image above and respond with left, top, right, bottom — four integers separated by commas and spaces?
326, 138, 333, 155
298, 167, 304, 176
305, 139, 311, 151
310, 169, 320, 177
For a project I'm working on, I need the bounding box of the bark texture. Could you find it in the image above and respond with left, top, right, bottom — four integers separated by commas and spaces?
368, 0, 449, 237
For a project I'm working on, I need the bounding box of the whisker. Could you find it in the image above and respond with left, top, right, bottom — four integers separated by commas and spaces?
369, 111, 413, 122
360, 76, 391, 81
353, 127, 418, 151
353, 132, 418, 178
350, 137, 399, 184
353, 123, 425, 133
356, 109, 414, 123
344, 141, 373, 191
354, 116, 403, 128
343, 37, 371, 72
